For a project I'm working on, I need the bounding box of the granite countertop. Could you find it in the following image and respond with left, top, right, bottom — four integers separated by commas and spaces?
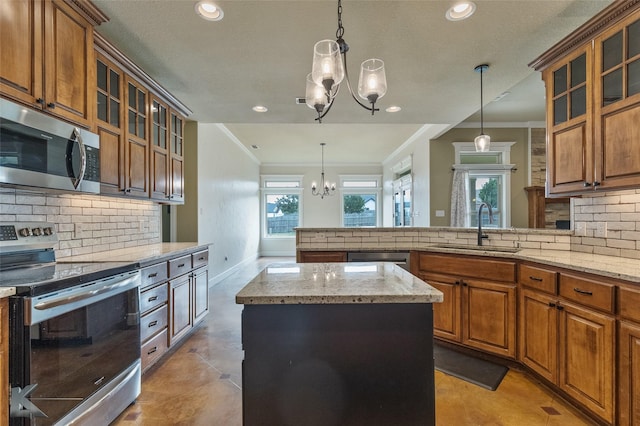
0, 287, 16, 298
57, 242, 210, 267
236, 262, 444, 305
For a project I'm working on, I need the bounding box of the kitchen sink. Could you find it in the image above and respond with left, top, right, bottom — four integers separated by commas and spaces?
430, 243, 520, 253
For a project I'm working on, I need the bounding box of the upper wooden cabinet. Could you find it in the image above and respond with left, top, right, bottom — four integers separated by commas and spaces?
94, 33, 190, 203
0, 0, 105, 128
531, 3, 640, 197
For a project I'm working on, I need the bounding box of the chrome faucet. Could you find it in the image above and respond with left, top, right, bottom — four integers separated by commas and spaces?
477, 202, 493, 246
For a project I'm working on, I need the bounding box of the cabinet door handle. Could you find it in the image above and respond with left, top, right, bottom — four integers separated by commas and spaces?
36, 98, 45, 105
148, 320, 158, 327
46, 102, 55, 109
455, 280, 460, 286
529, 276, 543, 282
462, 281, 468, 287
548, 302, 556, 308
147, 346, 158, 355
573, 288, 593, 296
148, 272, 158, 278
593, 181, 601, 187
556, 305, 564, 311
584, 181, 592, 187
147, 295, 158, 302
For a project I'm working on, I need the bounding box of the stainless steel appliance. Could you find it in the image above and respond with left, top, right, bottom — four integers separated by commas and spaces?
0, 98, 100, 194
347, 251, 411, 271
0, 222, 141, 426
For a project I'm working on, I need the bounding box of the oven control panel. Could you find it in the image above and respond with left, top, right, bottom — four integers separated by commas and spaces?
0, 222, 57, 252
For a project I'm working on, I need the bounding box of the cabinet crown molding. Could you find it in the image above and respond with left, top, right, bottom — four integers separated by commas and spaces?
529, 0, 640, 71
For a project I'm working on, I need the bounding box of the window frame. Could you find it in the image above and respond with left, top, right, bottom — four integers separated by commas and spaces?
261, 175, 303, 239
339, 175, 382, 228
451, 142, 516, 228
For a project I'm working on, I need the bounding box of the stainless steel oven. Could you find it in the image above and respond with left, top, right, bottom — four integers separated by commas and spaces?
0, 222, 141, 426
0, 98, 100, 194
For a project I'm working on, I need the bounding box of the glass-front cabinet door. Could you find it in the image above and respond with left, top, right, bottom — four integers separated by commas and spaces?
594, 11, 640, 190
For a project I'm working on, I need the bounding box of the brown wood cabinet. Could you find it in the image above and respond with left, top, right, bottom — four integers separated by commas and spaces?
297, 251, 347, 263
139, 248, 209, 372
1, 298, 8, 425
532, 3, 640, 196
518, 263, 615, 424
0, 0, 102, 128
94, 34, 189, 203
618, 285, 640, 426
412, 252, 517, 359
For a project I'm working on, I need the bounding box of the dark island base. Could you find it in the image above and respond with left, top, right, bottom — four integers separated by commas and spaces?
241, 303, 435, 426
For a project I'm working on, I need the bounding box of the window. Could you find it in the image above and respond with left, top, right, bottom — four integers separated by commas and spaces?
340, 175, 381, 227
452, 142, 515, 228
261, 176, 302, 238
393, 175, 412, 227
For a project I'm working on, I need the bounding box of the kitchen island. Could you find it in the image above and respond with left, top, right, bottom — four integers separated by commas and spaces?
236, 262, 443, 426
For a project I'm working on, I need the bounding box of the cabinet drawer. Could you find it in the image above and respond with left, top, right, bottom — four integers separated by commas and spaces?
140, 262, 168, 289
519, 264, 557, 294
141, 328, 168, 372
169, 255, 192, 278
559, 273, 614, 313
140, 283, 168, 314
619, 286, 640, 323
141, 304, 168, 342
192, 249, 209, 269
417, 253, 516, 283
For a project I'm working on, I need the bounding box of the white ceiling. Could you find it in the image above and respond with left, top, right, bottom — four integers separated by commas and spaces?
92, 0, 612, 165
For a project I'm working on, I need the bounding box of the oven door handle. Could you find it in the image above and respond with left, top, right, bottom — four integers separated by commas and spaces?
26, 271, 141, 325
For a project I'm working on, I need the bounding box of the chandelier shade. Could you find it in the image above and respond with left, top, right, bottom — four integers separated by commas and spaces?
358, 59, 387, 105
312, 40, 344, 101
305, 73, 332, 115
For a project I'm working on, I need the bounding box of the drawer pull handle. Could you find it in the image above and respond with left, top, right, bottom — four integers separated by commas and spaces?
178, 263, 185, 268
198, 257, 205, 261
147, 346, 158, 355
573, 288, 593, 296
529, 276, 543, 282
148, 296, 158, 302
148, 320, 158, 327
148, 273, 158, 278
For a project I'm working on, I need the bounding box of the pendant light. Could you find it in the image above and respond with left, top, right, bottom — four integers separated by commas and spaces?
474, 64, 490, 152
311, 143, 336, 198
306, 0, 387, 123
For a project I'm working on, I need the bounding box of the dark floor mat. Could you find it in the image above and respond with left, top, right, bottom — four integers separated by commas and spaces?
433, 343, 508, 391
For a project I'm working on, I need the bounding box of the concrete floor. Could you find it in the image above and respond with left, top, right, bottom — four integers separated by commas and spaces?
113, 257, 595, 425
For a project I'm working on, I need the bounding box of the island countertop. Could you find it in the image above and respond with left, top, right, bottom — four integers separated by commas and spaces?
236, 262, 443, 305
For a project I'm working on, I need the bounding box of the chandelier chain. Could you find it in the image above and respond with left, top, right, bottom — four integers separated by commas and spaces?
336, 0, 344, 39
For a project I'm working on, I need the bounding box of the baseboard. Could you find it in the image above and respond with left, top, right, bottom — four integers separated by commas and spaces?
259, 250, 296, 257
208, 254, 259, 287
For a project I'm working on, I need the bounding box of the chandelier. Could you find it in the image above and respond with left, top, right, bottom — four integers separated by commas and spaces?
474, 64, 491, 152
311, 143, 335, 198
305, 0, 387, 123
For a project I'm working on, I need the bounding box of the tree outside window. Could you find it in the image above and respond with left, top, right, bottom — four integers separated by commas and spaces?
266, 194, 299, 236
343, 194, 376, 227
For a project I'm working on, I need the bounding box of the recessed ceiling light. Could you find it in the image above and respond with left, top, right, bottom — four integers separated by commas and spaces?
445, 1, 476, 21
252, 105, 268, 113
195, 1, 224, 21
386, 106, 402, 113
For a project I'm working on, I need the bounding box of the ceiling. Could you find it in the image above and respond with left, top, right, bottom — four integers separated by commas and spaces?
92, 0, 612, 165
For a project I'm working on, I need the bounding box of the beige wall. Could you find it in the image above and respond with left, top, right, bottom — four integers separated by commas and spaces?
0, 189, 161, 258
429, 127, 530, 228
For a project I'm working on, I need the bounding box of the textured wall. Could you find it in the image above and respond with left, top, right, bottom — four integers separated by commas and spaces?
0, 189, 161, 258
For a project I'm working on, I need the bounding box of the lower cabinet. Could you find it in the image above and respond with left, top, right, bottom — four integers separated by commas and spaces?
297, 250, 347, 263
618, 285, 640, 426
519, 264, 615, 424
413, 252, 517, 359
139, 248, 209, 372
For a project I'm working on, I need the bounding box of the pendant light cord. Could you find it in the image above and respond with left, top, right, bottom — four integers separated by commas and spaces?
480, 67, 484, 135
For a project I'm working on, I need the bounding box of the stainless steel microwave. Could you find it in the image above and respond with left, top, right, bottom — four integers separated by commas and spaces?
0, 98, 100, 194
